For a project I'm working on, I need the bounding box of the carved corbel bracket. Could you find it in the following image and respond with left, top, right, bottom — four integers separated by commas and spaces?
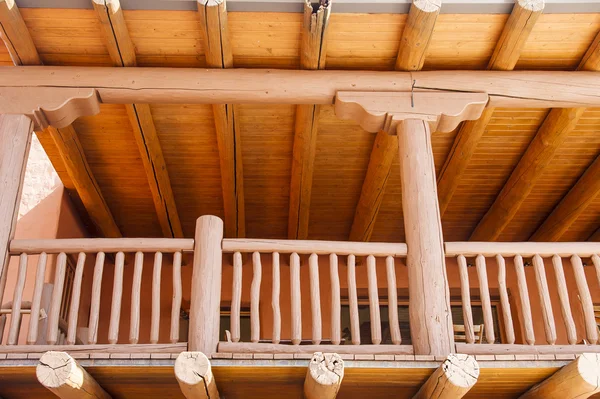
0, 87, 100, 130
334, 91, 489, 134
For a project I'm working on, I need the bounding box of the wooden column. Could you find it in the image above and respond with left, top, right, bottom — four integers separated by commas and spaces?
189, 215, 224, 354
175, 352, 219, 399
304, 352, 344, 399
519, 353, 600, 399
398, 119, 453, 356
0, 114, 32, 305
36, 351, 111, 399
413, 354, 479, 399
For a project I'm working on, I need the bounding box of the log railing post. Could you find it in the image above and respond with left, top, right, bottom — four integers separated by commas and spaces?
397, 119, 454, 356
189, 215, 224, 354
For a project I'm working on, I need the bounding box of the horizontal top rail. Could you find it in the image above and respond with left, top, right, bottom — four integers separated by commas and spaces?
445, 242, 600, 257
9, 238, 194, 254
222, 239, 408, 257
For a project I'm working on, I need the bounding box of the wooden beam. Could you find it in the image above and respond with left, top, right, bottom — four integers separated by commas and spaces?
530, 154, 600, 241
198, 0, 245, 238
350, 0, 439, 241
519, 353, 600, 399
174, 352, 219, 399
413, 354, 479, 399
471, 33, 600, 241
304, 352, 344, 399
93, 0, 183, 238
288, 0, 331, 239
36, 351, 112, 399
0, 114, 32, 321
437, 0, 544, 217
0, 0, 40, 65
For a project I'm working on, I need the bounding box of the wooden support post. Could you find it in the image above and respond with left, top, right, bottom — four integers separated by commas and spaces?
304, 352, 344, 399
174, 352, 219, 399
0, 114, 32, 308
189, 216, 223, 354
288, 0, 331, 239
413, 354, 479, 399
437, 0, 545, 217
36, 351, 111, 399
398, 119, 453, 356
519, 353, 600, 399
198, 0, 245, 238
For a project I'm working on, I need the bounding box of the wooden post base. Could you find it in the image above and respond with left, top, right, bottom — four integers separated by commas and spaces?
174, 352, 219, 399
519, 353, 600, 399
304, 352, 344, 399
36, 351, 111, 399
413, 354, 479, 399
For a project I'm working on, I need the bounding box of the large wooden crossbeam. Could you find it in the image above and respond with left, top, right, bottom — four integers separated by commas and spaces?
349, 0, 439, 242
414, 354, 479, 399
199, 0, 245, 239
288, 0, 331, 239
437, 0, 544, 217
0, 0, 121, 238
93, 0, 184, 239
471, 31, 600, 241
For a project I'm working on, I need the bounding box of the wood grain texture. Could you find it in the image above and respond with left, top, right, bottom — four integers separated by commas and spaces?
27, 252, 47, 345
531, 254, 556, 345
570, 255, 598, 345
413, 354, 479, 399
271, 252, 280, 344
308, 253, 321, 345
150, 251, 162, 344
47, 252, 67, 345
108, 251, 125, 344
175, 351, 220, 399
549, 255, 576, 345
395, 0, 440, 71
475, 255, 495, 344
0, 0, 41, 65
457, 255, 475, 344
129, 252, 143, 344
250, 251, 262, 343
496, 254, 515, 345
514, 255, 535, 345
290, 252, 301, 345
231, 251, 242, 343
66, 253, 86, 345
304, 352, 343, 399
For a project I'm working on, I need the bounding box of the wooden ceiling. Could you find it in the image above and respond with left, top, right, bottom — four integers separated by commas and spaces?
3, 4, 600, 242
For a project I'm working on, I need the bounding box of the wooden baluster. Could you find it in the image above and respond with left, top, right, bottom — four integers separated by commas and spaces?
291, 252, 302, 345
150, 252, 162, 344
532, 254, 556, 345
0, 315, 5, 344
571, 254, 598, 344
28, 252, 47, 344
514, 255, 535, 345
347, 254, 360, 345
272, 252, 281, 344
251, 252, 262, 343
551, 255, 577, 345
330, 254, 341, 345
496, 254, 515, 344
47, 252, 67, 345
386, 256, 401, 345
457, 255, 475, 344
593, 254, 600, 288
66, 252, 86, 345
108, 251, 125, 344
8, 253, 27, 345
129, 252, 143, 344
88, 252, 105, 345
475, 255, 495, 344
308, 253, 321, 345
170, 251, 182, 344
366, 255, 381, 345
231, 251, 242, 343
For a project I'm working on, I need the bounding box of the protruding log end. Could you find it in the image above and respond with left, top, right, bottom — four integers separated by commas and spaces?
36, 351, 111, 399
414, 354, 479, 399
517, 0, 545, 12
413, 0, 442, 13
175, 352, 220, 399
304, 352, 344, 399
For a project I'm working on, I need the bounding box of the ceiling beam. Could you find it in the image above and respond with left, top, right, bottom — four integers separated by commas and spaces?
304, 352, 344, 399
288, 0, 331, 239
413, 354, 479, 398
437, 0, 544, 217
470, 31, 600, 241
93, 0, 184, 239
349, 0, 439, 242
0, 0, 121, 238
530, 154, 600, 241
198, 0, 245, 238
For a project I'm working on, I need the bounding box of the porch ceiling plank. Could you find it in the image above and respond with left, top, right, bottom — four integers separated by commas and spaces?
589, 227, 600, 242
470, 31, 600, 241
530, 154, 600, 241
93, 0, 184, 239
0, 0, 122, 238
199, 0, 246, 238
413, 354, 479, 399
348, 0, 440, 242
288, 0, 331, 239
437, 0, 545, 218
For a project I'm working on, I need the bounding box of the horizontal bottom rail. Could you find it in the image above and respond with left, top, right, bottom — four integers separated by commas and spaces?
0, 343, 186, 354
457, 343, 600, 355
218, 342, 414, 355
